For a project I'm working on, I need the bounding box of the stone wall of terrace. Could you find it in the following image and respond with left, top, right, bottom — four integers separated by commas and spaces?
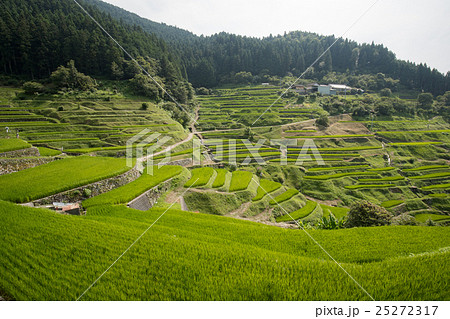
0, 147, 40, 158
0, 157, 54, 175
31, 166, 141, 207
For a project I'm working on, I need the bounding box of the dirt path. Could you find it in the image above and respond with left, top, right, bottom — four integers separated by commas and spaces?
138, 104, 200, 163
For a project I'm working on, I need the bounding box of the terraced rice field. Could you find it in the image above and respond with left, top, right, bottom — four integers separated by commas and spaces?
0, 156, 131, 203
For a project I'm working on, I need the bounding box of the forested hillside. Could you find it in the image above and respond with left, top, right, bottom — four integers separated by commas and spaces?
86, 0, 449, 95
0, 0, 183, 81
1, 0, 449, 96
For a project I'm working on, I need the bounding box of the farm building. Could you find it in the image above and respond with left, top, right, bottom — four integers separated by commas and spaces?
293, 83, 354, 95
329, 84, 352, 93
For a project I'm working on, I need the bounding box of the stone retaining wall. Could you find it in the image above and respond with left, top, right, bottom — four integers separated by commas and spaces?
0, 147, 40, 158
0, 157, 54, 175
127, 179, 172, 211
31, 166, 141, 206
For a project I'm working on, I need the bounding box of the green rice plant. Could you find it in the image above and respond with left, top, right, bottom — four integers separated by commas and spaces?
345, 184, 396, 190
308, 165, 369, 172
409, 172, 450, 180
378, 129, 450, 134
315, 146, 382, 152
286, 134, 374, 139
211, 169, 228, 188
1, 200, 450, 300
184, 167, 215, 188
269, 189, 299, 205
28, 137, 100, 144
276, 200, 317, 222
403, 165, 449, 172
65, 143, 155, 154
421, 183, 450, 190
252, 179, 282, 201
381, 200, 404, 208
229, 171, 253, 192
358, 176, 405, 182
37, 147, 62, 156
0, 156, 131, 203
83, 165, 182, 208
304, 171, 378, 180
320, 204, 349, 219
152, 148, 196, 160
0, 138, 31, 152
414, 213, 450, 223
285, 130, 316, 133
269, 158, 344, 163
389, 142, 443, 146
367, 167, 396, 172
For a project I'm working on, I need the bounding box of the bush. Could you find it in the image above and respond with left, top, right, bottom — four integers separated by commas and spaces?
23, 81, 44, 95
141, 103, 149, 110
379, 88, 392, 97
345, 201, 392, 228
316, 114, 329, 128
391, 214, 417, 226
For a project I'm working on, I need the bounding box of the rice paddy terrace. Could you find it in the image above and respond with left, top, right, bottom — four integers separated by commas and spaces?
0, 85, 449, 301
0, 87, 188, 155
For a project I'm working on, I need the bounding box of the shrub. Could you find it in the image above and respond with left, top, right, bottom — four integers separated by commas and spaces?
391, 214, 417, 226
345, 201, 392, 228
316, 114, 329, 128
316, 214, 346, 230
23, 81, 44, 95
379, 88, 392, 97
83, 188, 92, 198
141, 103, 149, 110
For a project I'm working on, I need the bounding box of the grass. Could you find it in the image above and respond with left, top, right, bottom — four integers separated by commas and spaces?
0, 138, 31, 153
304, 171, 378, 180
83, 166, 183, 208
37, 147, 62, 157
184, 167, 215, 188
421, 183, 450, 190
269, 189, 299, 205
1, 200, 450, 300
0, 156, 131, 203
252, 179, 282, 201
409, 172, 450, 180
414, 213, 450, 223
345, 184, 396, 190
211, 169, 228, 188
285, 130, 316, 133
320, 204, 349, 219
381, 200, 404, 208
229, 171, 253, 192
276, 200, 317, 222
403, 165, 449, 172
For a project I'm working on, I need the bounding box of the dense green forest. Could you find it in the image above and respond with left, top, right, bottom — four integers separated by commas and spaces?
86, 0, 449, 94
0, 0, 195, 104
0, 0, 449, 97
